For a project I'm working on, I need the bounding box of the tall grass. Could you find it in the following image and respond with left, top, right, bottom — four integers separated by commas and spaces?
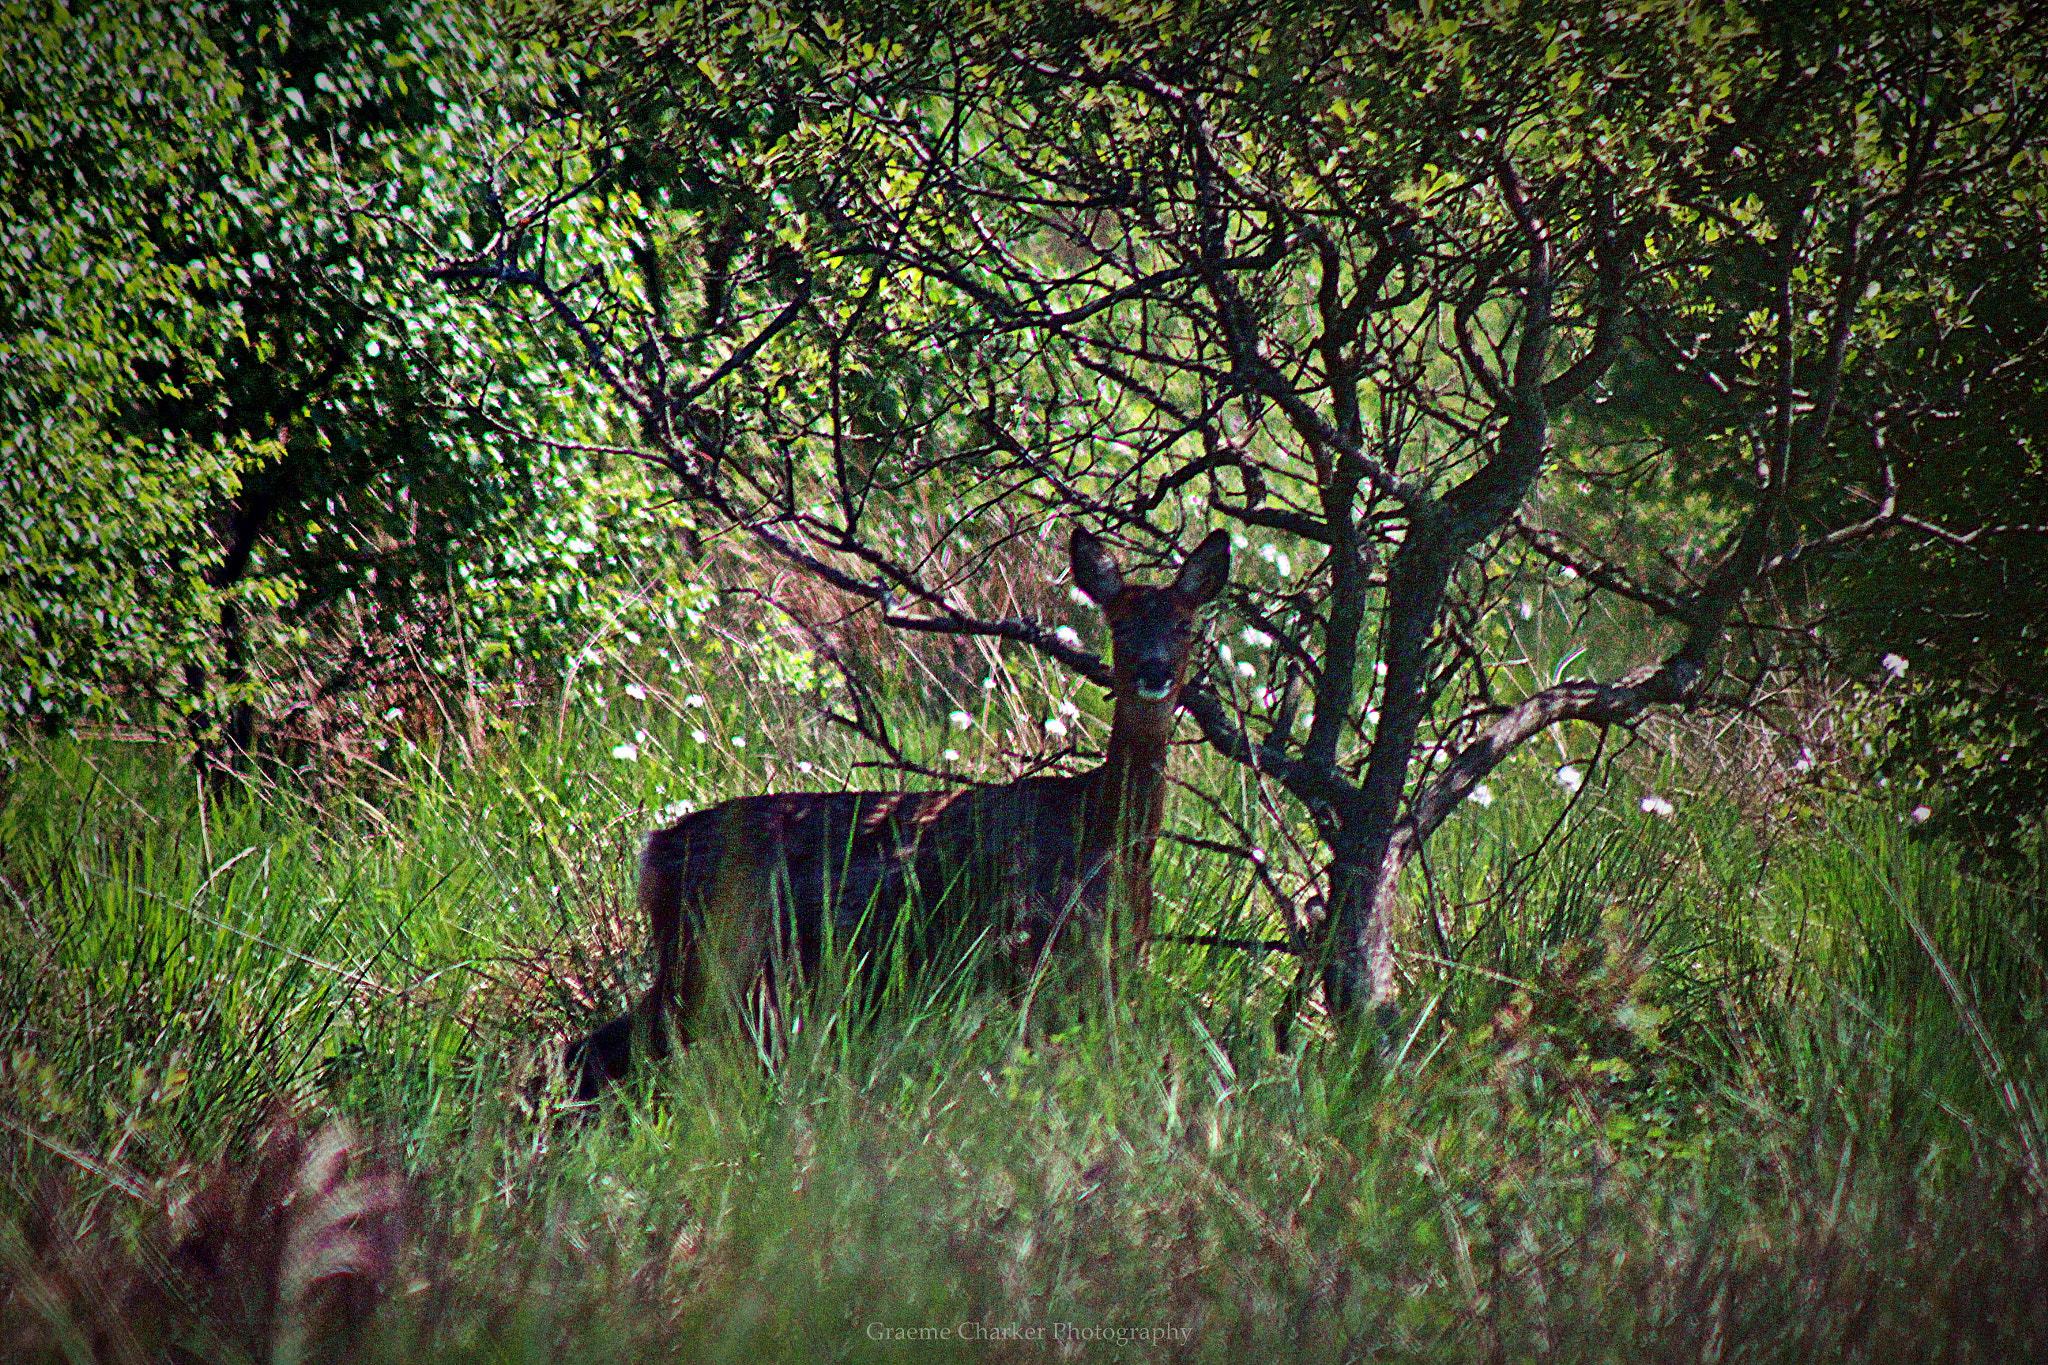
2, 670, 2043, 1359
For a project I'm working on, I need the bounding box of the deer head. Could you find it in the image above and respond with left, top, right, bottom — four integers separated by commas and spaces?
1071, 527, 1231, 721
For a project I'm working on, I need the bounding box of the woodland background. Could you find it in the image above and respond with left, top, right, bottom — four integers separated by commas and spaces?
3, 0, 2045, 1358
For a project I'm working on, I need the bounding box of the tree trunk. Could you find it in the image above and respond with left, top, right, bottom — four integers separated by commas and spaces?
188, 463, 289, 788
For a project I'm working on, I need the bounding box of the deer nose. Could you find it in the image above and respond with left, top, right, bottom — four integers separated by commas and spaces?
1132, 662, 1176, 701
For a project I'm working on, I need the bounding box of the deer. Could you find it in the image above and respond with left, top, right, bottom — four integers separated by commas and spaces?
564, 527, 1231, 1099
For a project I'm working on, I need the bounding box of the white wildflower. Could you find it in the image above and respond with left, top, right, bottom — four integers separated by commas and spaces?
942, 748, 960, 762
1793, 747, 1815, 773
1470, 784, 1495, 807
1640, 793, 1676, 817
1881, 653, 1909, 679
690, 728, 708, 744
1044, 717, 1069, 738
1236, 660, 1256, 678
1057, 699, 1081, 719
949, 710, 974, 730
611, 742, 639, 761
731, 735, 747, 749
797, 760, 814, 774
684, 693, 705, 708
1556, 765, 1584, 794
1054, 625, 1083, 650
1909, 804, 1932, 824
624, 682, 647, 700
1519, 600, 1534, 620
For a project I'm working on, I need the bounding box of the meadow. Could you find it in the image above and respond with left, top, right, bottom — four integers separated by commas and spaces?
2, 639, 2043, 1362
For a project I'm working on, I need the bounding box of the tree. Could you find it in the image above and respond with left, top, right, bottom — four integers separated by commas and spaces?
448, 0, 2048, 1025
2, 0, 253, 730
1826, 177, 2048, 865
3, 0, 674, 772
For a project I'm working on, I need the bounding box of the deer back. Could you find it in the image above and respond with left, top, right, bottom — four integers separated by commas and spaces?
642, 770, 1114, 1028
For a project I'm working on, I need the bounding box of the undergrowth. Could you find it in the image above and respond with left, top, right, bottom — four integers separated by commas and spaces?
1, 663, 2043, 1361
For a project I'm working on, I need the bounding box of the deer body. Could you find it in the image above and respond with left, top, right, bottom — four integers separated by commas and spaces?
567, 528, 1228, 1098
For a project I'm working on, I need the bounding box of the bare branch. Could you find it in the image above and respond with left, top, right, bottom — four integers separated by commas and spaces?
1178, 681, 1344, 820
1510, 515, 1693, 619
1544, 172, 1632, 407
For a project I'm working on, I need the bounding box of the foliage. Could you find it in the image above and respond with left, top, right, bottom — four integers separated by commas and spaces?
1, 0, 691, 766
1843, 247, 2048, 864
1561, 1, 2048, 864
1, 0, 254, 726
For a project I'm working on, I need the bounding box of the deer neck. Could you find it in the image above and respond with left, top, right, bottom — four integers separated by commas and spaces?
1085, 694, 1174, 854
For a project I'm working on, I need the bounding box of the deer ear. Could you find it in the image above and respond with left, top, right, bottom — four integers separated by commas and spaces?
1174, 530, 1231, 605
1070, 528, 1124, 605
